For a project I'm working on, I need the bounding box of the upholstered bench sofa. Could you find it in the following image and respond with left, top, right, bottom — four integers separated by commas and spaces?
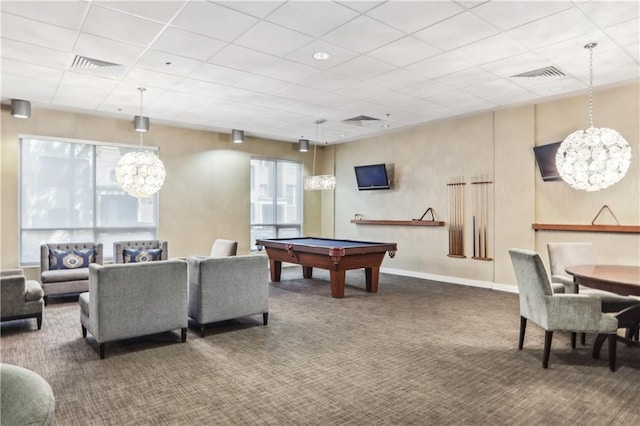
40, 242, 103, 305
80, 259, 188, 359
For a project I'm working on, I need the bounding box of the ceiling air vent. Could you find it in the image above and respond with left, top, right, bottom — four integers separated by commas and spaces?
343, 115, 381, 127
511, 66, 565, 78
70, 55, 126, 77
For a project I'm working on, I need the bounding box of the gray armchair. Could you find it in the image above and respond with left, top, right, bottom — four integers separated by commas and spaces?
547, 242, 639, 312
210, 239, 238, 257
40, 242, 103, 305
113, 240, 168, 264
509, 249, 619, 371
80, 260, 188, 359
187, 255, 268, 336
1, 269, 44, 330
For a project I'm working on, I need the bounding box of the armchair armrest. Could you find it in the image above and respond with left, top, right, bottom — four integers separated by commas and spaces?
0, 269, 24, 277
545, 294, 618, 333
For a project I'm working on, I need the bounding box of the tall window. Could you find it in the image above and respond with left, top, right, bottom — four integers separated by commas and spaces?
20, 136, 159, 264
250, 158, 302, 249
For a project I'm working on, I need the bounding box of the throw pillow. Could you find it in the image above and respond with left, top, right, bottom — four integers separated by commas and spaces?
49, 248, 95, 270
123, 248, 162, 263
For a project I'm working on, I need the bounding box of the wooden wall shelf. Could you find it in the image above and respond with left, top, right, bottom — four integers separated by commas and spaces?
351, 219, 445, 227
532, 223, 640, 234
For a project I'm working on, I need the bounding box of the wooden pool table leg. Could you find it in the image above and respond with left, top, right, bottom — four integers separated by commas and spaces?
329, 270, 346, 298
365, 267, 379, 293
269, 260, 282, 282
302, 266, 313, 278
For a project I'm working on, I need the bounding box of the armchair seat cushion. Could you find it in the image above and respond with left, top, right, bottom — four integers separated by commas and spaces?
41, 268, 89, 284
25, 281, 44, 302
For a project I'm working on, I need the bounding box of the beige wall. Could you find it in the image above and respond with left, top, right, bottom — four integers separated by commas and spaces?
2, 83, 638, 288
0, 106, 325, 278
333, 83, 640, 288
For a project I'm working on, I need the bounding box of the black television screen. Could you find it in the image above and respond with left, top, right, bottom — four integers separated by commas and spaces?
354, 164, 390, 190
533, 142, 562, 181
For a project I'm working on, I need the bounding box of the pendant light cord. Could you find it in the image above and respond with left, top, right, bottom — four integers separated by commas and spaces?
586, 43, 596, 128
138, 87, 146, 147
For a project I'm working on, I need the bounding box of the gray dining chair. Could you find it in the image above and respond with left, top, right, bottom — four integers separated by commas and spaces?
509, 248, 619, 370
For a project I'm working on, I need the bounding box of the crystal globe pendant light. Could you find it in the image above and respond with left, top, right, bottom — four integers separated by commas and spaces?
115, 88, 166, 198
555, 43, 631, 191
304, 119, 336, 190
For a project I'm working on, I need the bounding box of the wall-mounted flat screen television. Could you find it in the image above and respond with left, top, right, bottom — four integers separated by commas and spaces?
354, 163, 390, 190
533, 142, 562, 181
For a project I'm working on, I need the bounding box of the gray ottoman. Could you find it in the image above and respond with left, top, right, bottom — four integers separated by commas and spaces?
0, 363, 55, 425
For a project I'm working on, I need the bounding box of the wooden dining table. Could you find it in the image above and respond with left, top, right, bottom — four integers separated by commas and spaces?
565, 265, 640, 296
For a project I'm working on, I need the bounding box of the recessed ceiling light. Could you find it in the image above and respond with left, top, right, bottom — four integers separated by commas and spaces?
548, 86, 564, 93
313, 51, 330, 60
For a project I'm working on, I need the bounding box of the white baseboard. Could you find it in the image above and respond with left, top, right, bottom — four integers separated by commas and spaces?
380, 267, 518, 294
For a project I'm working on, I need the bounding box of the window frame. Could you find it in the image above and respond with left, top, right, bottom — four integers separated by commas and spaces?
250, 156, 303, 250
18, 134, 160, 265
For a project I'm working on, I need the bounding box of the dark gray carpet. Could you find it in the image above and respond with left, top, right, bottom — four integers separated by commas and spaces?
2, 268, 639, 425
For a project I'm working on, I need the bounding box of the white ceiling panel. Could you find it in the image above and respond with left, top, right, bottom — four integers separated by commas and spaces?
266, 1, 359, 37
323, 16, 404, 54
171, 1, 259, 42
413, 12, 500, 51
367, 36, 441, 68
82, 5, 166, 47
0, 1, 637, 144
367, 0, 465, 33
0, 0, 89, 30
233, 21, 314, 57
1, 12, 78, 51
470, 1, 573, 31
150, 27, 226, 61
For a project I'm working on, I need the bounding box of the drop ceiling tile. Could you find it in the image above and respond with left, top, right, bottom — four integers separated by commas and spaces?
367, 69, 426, 91
1, 75, 58, 103
525, 77, 586, 99
1, 58, 63, 82
274, 84, 327, 102
470, 1, 573, 31
297, 70, 358, 92
535, 32, 619, 67
234, 74, 292, 95
137, 50, 201, 76
577, 1, 639, 28
378, 91, 422, 109
74, 33, 145, 68
218, 1, 285, 18
1, 12, 78, 51
209, 44, 279, 72
336, 1, 384, 14
266, 1, 358, 37
465, 79, 538, 104
310, 92, 360, 109
406, 52, 474, 79
125, 68, 183, 89
189, 63, 250, 86
413, 12, 500, 51
395, 99, 453, 120
1, 1, 89, 30
623, 43, 639, 62
427, 90, 497, 114
233, 21, 314, 57
367, 36, 441, 67
287, 40, 358, 70
450, 33, 528, 65
436, 68, 498, 90
507, 8, 599, 49
330, 55, 395, 81
398, 79, 454, 99
604, 19, 640, 47
99, 82, 166, 115
255, 58, 319, 85
1, 38, 72, 69
171, 2, 259, 42
367, 1, 465, 33
95, 1, 187, 23
338, 82, 390, 103
82, 5, 166, 47
323, 15, 404, 54
171, 78, 230, 97
250, 95, 302, 111
54, 71, 120, 109
151, 27, 226, 61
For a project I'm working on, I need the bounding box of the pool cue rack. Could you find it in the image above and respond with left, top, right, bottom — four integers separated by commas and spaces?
447, 176, 466, 258
471, 175, 493, 261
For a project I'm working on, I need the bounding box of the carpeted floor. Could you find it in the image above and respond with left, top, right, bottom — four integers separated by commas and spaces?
1, 268, 639, 425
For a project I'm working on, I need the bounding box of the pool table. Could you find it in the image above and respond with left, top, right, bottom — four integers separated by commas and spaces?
255, 237, 397, 298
